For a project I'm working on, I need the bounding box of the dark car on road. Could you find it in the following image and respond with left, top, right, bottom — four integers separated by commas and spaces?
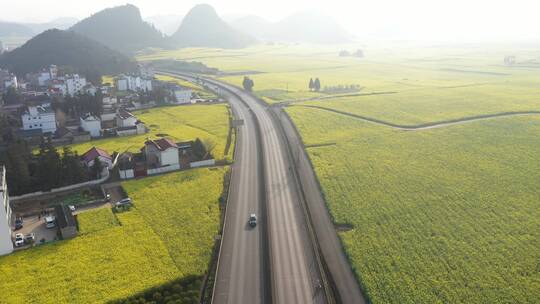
14, 218, 23, 230
248, 213, 257, 227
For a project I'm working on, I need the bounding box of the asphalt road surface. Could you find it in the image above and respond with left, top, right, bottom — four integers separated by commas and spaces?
159, 71, 325, 304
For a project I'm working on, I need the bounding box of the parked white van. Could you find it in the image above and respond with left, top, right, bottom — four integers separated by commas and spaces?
45, 216, 56, 229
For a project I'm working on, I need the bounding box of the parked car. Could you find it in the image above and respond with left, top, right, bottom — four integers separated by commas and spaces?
25, 233, 35, 243
45, 216, 56, 229
14, 218, 23, 230
106, 194, 111, 201
68, 205, 76, 212
115, 198, 132, 207
248, 213, 257, 227
14, 233, 24, 247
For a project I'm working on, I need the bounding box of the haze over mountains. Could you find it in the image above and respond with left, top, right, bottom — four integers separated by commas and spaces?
0, 18, 77, 37
231, 12, 352, 44
0, 2, 353, 64
172, 4, 255, 49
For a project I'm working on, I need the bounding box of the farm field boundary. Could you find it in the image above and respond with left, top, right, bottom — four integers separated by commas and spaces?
292, 105, 540, 130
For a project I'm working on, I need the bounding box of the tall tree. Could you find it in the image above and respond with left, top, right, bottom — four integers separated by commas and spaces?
1, 87, 21, 105
35, 137, 62, 190
309, 78, 314, 91
91, 156, 102, 179
314, 78, 321, 92
242, 76, 254, 92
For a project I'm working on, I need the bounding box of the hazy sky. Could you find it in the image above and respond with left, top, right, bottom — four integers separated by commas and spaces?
0, 0, 539, 41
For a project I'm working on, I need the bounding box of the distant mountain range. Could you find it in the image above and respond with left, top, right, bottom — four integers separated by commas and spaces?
69, 4, 165, 54
171, 4, 256, 49
0, 18, 77, 37
231, 12, 352, 44
0, 29, 136, 79
1, 4, 352, 56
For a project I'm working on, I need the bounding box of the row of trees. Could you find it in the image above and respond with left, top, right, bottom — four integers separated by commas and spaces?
309, 78, 321, 92
0, 138, 89, 195
54, 92, 104, 118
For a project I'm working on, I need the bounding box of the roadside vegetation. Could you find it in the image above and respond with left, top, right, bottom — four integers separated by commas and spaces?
287, 106, 540, 303
0, 168, 226, 303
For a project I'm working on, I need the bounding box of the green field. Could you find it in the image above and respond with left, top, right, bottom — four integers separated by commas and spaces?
66, 103, 233, 161
287, 106, 540, 303
0, 168, 226, 303
141, 44, 540, 302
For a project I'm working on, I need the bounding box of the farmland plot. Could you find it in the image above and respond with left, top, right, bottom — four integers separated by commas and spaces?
286, 106, 540, 303
0, 168, 226, 303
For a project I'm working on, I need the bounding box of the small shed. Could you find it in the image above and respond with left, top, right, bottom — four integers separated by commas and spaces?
55, 205, 77, 239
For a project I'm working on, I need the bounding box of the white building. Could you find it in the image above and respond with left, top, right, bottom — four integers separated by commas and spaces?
173, 88, 193, 104
37, 71, 51, 87
144, 138, 179, 167
0, 166, 14, 256
65, 74, 87, 96
21, 104, 57, 134
116, 75, 152, 92
80, 113, 102, 137
3, 74, 17, 89
116, 110, 138, 128
116, 78, 128, 91
49, 65, 58, 79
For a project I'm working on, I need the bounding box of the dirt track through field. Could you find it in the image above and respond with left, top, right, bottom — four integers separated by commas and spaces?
292, 105, 540, 131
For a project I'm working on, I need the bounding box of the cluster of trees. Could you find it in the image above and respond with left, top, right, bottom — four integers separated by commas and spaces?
323, 84, 362, 94
0, 138, 89, 195
242, 76, 254, 92
309, 78, 321, 92
137, 87, 175, 105
1, 87, 22, 105
54, 92, 104, 118
191, 138, 215, 161
112, 275, 202, 304
339, 49, 364, 58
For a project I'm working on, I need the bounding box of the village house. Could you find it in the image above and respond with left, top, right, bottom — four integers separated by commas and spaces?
79, 113, 102, 137
65, 74, 87, 96
81, 147, 113, 169
172, 86, 193, 104
116, 121, 146, 137
116, 110, 138, 128
0, 69, 18, 90
0, 166, 13, 256
144, 138, 180, 168
21, 104, 57, 134
116, 75, 152, 92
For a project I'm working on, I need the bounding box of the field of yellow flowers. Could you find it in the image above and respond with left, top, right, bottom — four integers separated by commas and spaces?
0, 168, 226, 303
287, 106, 540, 303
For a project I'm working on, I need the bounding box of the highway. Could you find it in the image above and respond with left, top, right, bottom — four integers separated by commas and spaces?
159, 71, 325, 304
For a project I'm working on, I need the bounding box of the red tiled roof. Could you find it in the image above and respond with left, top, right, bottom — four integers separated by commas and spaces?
82, 147, 112, 163
145, 138, 178, 151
